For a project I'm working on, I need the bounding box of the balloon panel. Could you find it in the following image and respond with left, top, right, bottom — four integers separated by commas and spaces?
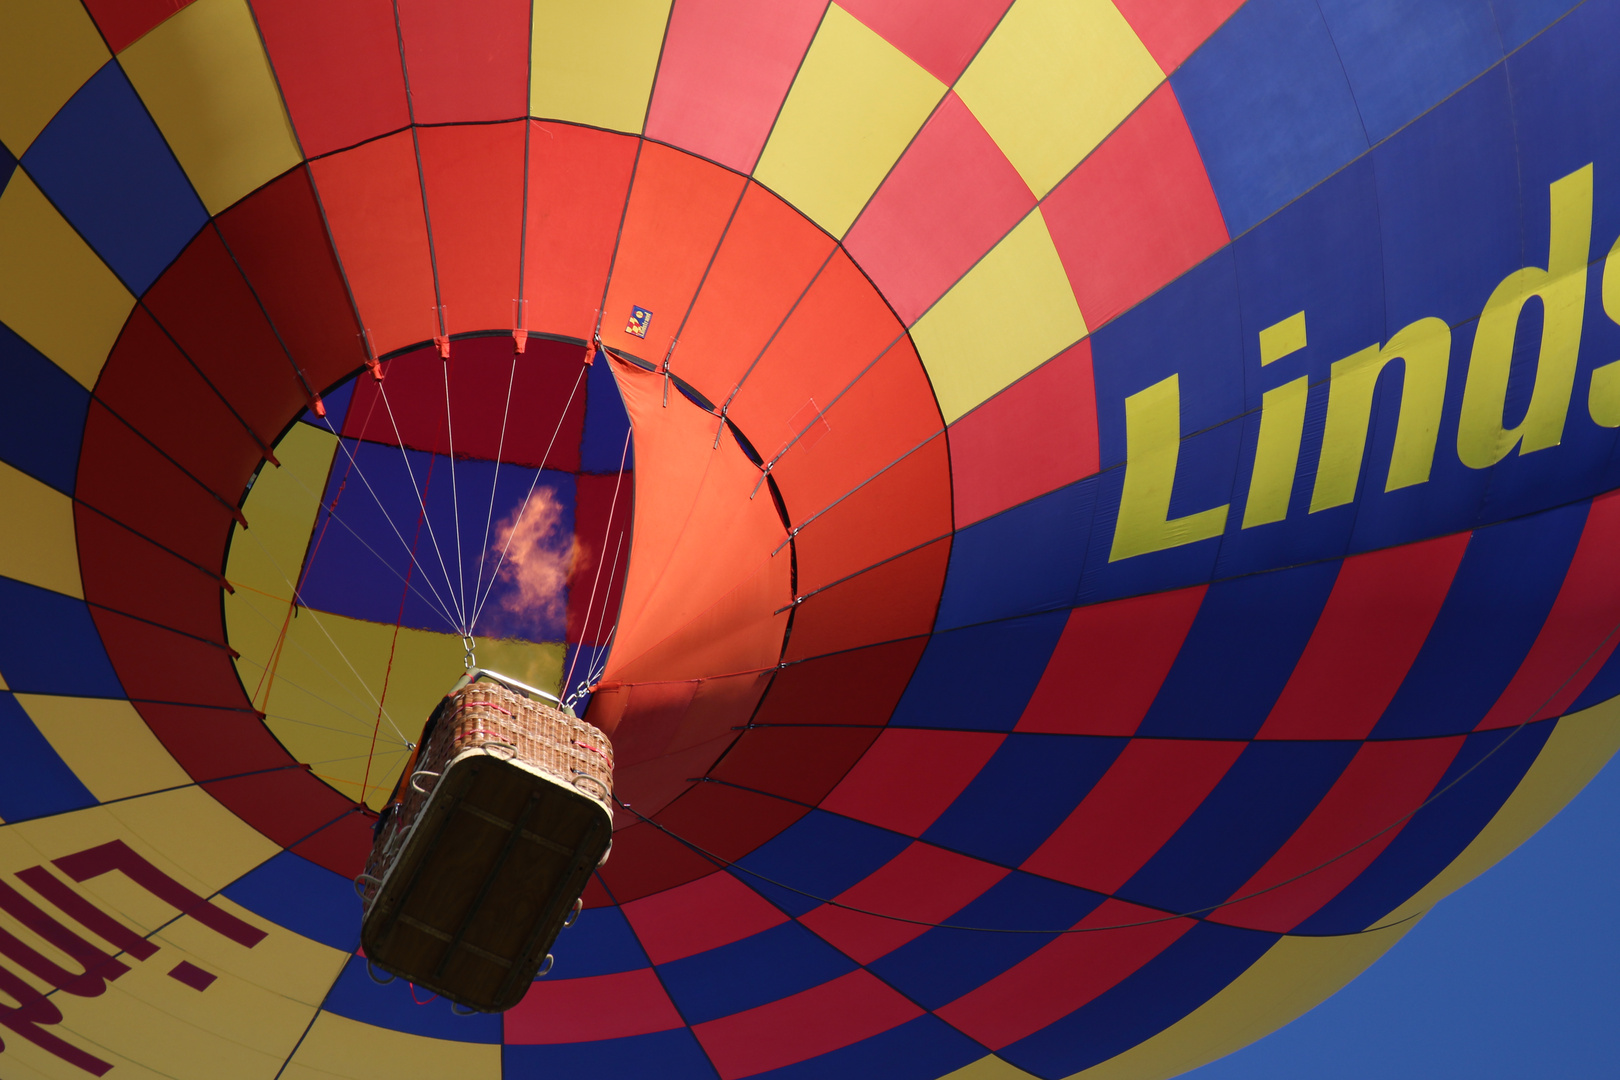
2, 1, 1620, 1079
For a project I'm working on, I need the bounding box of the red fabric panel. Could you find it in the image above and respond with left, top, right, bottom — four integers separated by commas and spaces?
645, 0, 826, 172
672, 183, 835, 403
521, 124, 639, 341
1260, 533, 1471, 740
568, 471, 635, 645
344, 337, 586, 468
506, 968, 683, 1043
203, 770, 354, 849
1112, 0, 1246, 73
75, 506, 224, 647
1479, 491, 1620, 727
135, 703, 293, 780
846, 93, 1032, 323
77, 401, 235, 572
594, 820, 718, 904
289, 809, 374, 877
799, 841, 1007, 963
251, 0, 410, 158
215, 167, 368, 397
935, 899, 1195, 1050
656, 781, 808, 862
308, 130, 437, 357
89, 609, 247, 708
83, 0, 197, 54
1019, 586, 1206, 735
753, 637, 927, 727
621, 870, 789, 965
709, 726, 882, 806
783, 539, 949, 662
1212, 737, 1464, 932
839, 0, 1014, 84
395, 0, 528, 124
598, 143, 749, 362
416, 123, 524, 338
94, 308, 264, 504
948, 339, 1097, 527
1022, 739, 1243, 893
821, 728, 1003, 837
1042, 84, 1228, 331
693, 969, 923, 1080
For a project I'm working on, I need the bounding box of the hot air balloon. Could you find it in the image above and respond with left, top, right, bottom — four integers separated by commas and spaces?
2, 0, 1620, 1077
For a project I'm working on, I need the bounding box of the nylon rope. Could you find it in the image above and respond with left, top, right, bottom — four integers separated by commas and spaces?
561, 425, 633, 699
372, 381, 466, 630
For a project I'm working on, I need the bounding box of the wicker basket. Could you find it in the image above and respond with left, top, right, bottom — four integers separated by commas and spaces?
358, 671, 613, 1012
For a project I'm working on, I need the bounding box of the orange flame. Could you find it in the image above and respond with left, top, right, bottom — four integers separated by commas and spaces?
488, 488, 580, 633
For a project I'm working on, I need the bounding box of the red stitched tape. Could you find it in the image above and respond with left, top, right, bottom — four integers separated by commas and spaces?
573, 740, 612, 764
469, 701, 514, 716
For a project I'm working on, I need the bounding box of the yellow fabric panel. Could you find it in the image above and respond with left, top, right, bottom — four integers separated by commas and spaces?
224, 423, 337, 602
0, 171, 134, 389
910, 207, 1086, 422
1378, 694, 1620, 927
118, 0, 302, 214
530, 0, 674, 133
956, 0, 1163, 197
281, 1013, 502, 1080
15, 694, 190, 802
0, 460, 82, 598
753, 4, 946, 237
0, 0, 109, 155
941, 1055, 1042, 1080
1068, 920, 1415, 1080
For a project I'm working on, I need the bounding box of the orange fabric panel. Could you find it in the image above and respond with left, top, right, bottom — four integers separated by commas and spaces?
671, 183, 835, 402
309, 130, 437, 355
598, 142, 750, 363
783, 537, 950, 662
522, 123, 639, 340
417, 122, 525, 337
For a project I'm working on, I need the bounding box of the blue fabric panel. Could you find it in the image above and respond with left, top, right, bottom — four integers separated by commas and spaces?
21, 62, 206, 295
1569, 636, 1620, 714
923, 734, 1126, 866
890, 610, 1068, 731
1217, 158, 1384, 578
1297, 718, 1555, 934
1492, 0, 1583, 51
1118, 740, 1358, 916
1139, 560, 1341, 740
735, 810, 911, 917
505, 1030, 718, 1080
582, 353, 634, 473
750, 1015, 984, 1080
1373, 501, 1588, 738
1171, 0, 1369, 237
220, 851, 359, 953
0, 576, 124, 697
0, 691, 97, 821
0, 142, 13, 193
1318, 0, 1502, 144
1000, 920, 1278, 1079
301, 376, 355, 431
0, 320, 89, 494
567, 643, 611, 716
549, 905, 649, 978
320, 953, 503, 1041
656, 921, 854, 1025
933, 480, 1095, 630
869, 871, 1104, 1011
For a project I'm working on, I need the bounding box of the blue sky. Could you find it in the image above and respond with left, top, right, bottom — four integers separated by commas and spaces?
1189, 753, 1620, 1078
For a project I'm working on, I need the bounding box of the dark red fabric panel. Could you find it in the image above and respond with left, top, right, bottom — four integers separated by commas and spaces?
75, 505, 225, 647
782, 537, 950, 662
417, 122, 525, 336
89, 609, 250, 709
568, 470, 635, 645
215, 167, 368, 397
820, 728, 1004, 837
656, 781, 809, 863
1211, 737, 1464, 932
621, 870, 789, 965
251, 0, 410, 158
752, 637, 927, 727
1112, 0, 1246, 73
1479, 491, 1620, 727
1019, 586, 1206, 736
1042, 83, 1228, 331
289, 808, 375, 877
136, 702, 293, 781
709, 725, 882, 806
595, 821, 725, 905
948, 338, 1098, 527
395, 0, 529, 124
1260, 533, 1471, 740
82, 0, 197, 53
507, 968, 685, 1044
204, 770, 355, 850
1021, 738, 1244, 894
839, 0, 1014, 84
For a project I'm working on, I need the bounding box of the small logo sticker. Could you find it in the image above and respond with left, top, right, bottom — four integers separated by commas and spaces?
625, 306, 652, 339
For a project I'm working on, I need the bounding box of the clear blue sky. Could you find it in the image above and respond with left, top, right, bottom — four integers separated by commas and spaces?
1188, 754, 1620, 1079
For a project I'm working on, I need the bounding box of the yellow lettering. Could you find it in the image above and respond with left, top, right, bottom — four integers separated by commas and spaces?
1457, 164, 1593, 468
1110, 374, 1229, 562
1259, 310, 1307, 366
1243, 377, 1309, 528
1587, 229, 1620, 426
1310, 317, 1451, 512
